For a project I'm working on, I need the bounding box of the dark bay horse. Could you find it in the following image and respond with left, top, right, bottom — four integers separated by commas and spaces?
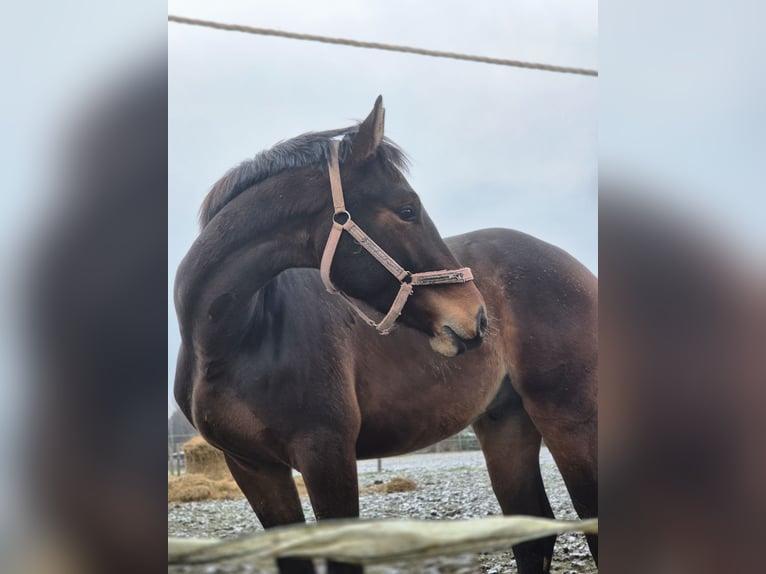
174, 97, 597, 574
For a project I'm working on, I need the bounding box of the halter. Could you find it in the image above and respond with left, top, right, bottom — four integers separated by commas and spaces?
320, 139, 474, 335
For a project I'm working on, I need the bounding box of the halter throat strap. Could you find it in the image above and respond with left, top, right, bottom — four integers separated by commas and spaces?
319, 139, 473, 335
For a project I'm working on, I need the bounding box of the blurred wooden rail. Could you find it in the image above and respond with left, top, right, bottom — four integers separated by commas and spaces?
169, 515, 597, 566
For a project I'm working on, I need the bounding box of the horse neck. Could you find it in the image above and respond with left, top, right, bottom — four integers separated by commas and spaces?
174, 170, 328, 353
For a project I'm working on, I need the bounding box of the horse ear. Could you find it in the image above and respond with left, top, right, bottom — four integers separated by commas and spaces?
352, 95, 385, 163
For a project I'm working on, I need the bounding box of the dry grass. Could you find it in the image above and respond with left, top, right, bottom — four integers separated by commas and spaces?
294, 475, 308, 498
287, 475, 416, 497
361, 476, 418, 494
169, 474, 416, 503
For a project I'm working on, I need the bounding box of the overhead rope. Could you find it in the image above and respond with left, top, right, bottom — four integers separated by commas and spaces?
168, 15, 598, 77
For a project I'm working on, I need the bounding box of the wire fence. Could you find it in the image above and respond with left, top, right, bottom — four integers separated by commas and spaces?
415, 429, 481, 453
168, 432, 197, 475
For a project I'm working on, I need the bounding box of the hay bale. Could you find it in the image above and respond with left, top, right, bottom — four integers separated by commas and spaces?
168, 474, 244, 503
181, 436, 230, 480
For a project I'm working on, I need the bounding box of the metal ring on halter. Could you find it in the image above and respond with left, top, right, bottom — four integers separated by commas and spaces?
333, 210, 351, 226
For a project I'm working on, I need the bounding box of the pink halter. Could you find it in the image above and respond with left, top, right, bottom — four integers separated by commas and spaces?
320, 139, 474, 335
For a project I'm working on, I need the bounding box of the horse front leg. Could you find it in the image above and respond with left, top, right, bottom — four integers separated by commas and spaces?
224, 454, 316, 574
293, 430, 362, 574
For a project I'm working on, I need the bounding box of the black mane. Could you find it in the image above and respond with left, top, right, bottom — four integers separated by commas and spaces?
199, 125, 409, 229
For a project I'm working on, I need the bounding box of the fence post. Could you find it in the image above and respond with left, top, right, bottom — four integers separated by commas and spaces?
169, 430, 179, 475
169, 436, 174, 475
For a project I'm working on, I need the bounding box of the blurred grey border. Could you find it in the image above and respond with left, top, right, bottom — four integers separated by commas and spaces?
600, 1, 765, 572
1, 3, 167, 573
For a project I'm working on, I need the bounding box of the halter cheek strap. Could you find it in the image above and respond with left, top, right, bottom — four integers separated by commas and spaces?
319, 139, 474, 335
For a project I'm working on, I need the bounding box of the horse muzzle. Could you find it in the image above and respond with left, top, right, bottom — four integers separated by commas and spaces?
428, 289, 488, 357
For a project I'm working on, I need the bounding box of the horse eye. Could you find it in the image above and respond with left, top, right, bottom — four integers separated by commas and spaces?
398, 206, 416, 222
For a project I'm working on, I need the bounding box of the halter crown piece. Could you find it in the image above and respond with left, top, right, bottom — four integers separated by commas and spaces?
319, 139, 474, 335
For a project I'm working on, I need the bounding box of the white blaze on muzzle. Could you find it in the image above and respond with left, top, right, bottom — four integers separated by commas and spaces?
319, 139, 474, 335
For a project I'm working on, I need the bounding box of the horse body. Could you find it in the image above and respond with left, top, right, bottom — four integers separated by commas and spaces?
174, 98, 596, 574
176, 229, 597, 570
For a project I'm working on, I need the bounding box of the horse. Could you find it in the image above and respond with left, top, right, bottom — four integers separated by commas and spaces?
173, 96, 597, 574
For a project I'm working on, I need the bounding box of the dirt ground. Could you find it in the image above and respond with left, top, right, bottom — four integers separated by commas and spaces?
168, 449, 597, 573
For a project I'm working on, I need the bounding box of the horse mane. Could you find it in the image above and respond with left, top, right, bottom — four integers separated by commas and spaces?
199, 125, 409, 229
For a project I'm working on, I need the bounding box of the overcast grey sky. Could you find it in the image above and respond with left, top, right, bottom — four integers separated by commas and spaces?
168, 0, 597, 413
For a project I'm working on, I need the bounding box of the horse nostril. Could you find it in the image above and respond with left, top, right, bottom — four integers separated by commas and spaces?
476, 307, 488, 337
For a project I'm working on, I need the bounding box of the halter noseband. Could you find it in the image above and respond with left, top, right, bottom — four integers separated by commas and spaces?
320, 139, 474, 335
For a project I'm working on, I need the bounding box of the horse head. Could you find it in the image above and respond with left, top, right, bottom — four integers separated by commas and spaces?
317, 97, 487, 356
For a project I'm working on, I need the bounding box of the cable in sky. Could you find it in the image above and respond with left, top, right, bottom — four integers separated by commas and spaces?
168, 15, 598, 77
